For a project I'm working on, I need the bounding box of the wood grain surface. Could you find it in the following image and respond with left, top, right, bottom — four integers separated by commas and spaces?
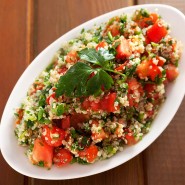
0, 0, 185, 185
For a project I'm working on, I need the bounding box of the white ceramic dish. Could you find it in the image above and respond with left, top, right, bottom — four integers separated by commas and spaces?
0, 4, 185, 180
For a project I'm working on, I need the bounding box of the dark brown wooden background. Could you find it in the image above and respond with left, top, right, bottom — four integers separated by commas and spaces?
0, 0, 185, 185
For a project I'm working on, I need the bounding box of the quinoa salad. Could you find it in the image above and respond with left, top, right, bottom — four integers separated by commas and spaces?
14, 9, 182, 168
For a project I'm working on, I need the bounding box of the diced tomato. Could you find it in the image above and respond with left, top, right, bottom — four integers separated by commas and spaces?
146, 20, 167, 43
46, 93, 56, 105
82, 98, 91, 110
147, 110, 154, 118
127, 78, 143, 107
136, 60, 150, 79
136, 13, 158, 28
96, 41, 108, 50
32, 138, 53, 168
144, 84, 156, 93
61, 116, 70, 130
58, 66, 68, 74
65, 51, 79, 63
115, 64, 125, 71
127, 78, 140, 92
148, 63, 162, 81
165, 64, 179, 82
100, 92, 119, 112
41, 125, 65, 147
116, 37, 131, 59
70, 113, 90, 128
53, 148, 73, 167
125, 133, 137, 145
105, 22, 120, 37
15, 109, 24, 125
82, 93, 119, 113
78, 145, 98, 163
136, 60, 162, 81
90, 101, 101, 111
156, 56, 166, 66
82, 98, 100, 111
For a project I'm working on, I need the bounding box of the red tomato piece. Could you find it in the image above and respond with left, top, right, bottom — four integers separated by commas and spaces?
165, 64, 179, 82
65, 51, 79, 63
58, 66, 68, 74
156, 56, 166, 66
70, 113, 90, 128
61, 116, 70, 130
136, 60, 150, 79
127, 78, 140, 92
146, 20, 167, 43
82, 98, 91, 110
82, 98, 100, 111
136, 60, 162, 81
144, 84, 156, 93
46, 93, 56, 105
100, 92, 119, 112
105, 22, 120, 37
116, 37, 131, 59
78, 145, 98, 163
115, 64, 125, 71
32, 138, 53, 168
53, 148, 73, 167
125, 133, 137, 145
96, 41, 108, 50
127, 78, 143, 107
136, 13, 158, 28
148, 63, 162, 81
41, 125, 65, 147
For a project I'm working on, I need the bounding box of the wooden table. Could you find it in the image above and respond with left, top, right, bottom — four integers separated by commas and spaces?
0, 0, 185, 184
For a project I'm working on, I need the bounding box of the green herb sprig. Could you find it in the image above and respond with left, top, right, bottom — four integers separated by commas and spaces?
56, 48, 125, 98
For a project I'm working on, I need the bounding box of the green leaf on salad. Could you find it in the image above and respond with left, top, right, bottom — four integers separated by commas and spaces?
55, 62, 113, 98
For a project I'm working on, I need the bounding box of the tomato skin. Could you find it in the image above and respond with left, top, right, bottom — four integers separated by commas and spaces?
53, 148, 73, 167
61, 116, 70, 130
96, 41, 108, 50
100, 92, 119, 112
136, 13, 158, 28
136, 60, 150, 79
127, 78, 143, 107
82, 93, 119, 113
78, 145, 98, 163
165, 64, 179, 81
146, 20, 167, 43
105, 22, 120, 37
125, 133, 137, 145
148, 63, 162, 81
116, 37, 131, 59
156, 56, 166, 66
65, 51, 79, 63
70, 113, 90, 128
32, 138, 53, 168
115, 64, 125, 71
41, 125, 65, 147
58, 66, 68, 74
136, 60, 162, 81
46, 93, 56, 105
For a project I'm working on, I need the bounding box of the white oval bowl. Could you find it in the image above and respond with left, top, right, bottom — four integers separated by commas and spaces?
0, 4, 185, 180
